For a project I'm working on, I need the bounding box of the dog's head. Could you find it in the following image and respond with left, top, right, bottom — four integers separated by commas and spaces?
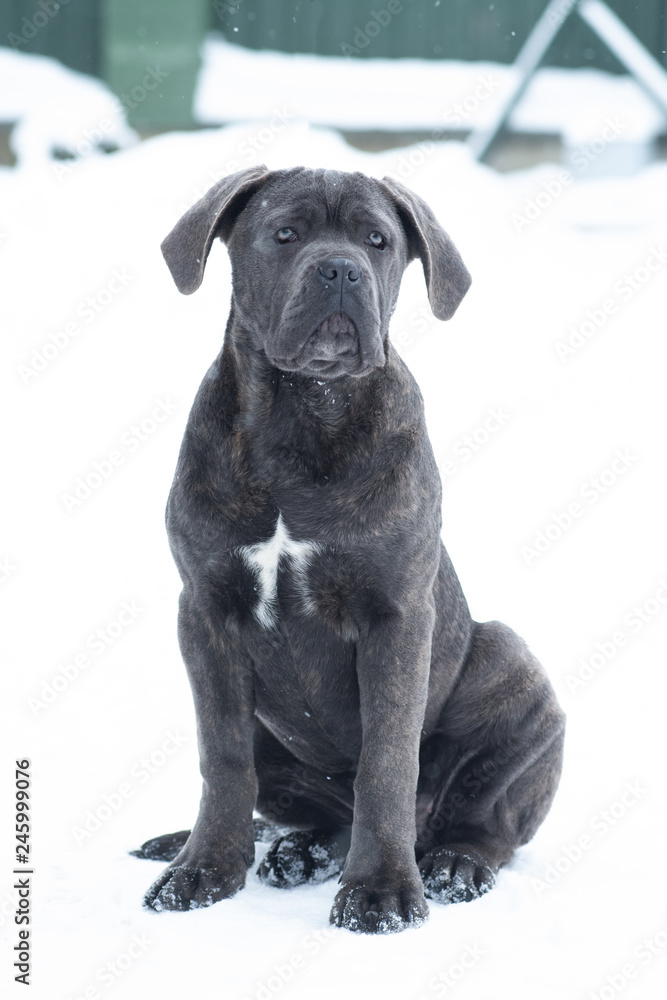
161, 166, 471, 379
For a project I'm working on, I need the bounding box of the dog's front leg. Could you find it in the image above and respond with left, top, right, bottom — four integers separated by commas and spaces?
143, 589, 257, 911
330, 606, 432, 933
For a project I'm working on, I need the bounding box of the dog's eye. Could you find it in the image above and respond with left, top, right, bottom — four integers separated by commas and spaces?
276, 227, 298, 244
365, 231, 386, 250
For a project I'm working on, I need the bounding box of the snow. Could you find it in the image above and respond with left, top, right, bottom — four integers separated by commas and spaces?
195, 33, 666, 142
2, 44, 667, 1000
0, 49, 138, 166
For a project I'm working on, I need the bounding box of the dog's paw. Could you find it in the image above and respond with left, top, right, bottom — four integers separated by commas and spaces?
130, 829, 191, 862
419, 846, 496, 904
132, 819, 284, 861
143, 850, 251, 911
330, 876, 429, 934
252, 817, 292, 845
257, 829, 346, 888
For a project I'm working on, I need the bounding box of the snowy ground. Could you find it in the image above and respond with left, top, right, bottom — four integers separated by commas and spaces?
196, 32, 665, 149
2, 45, 667, 1000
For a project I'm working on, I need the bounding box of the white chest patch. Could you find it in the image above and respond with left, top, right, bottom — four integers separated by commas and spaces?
238, 514, 319, 628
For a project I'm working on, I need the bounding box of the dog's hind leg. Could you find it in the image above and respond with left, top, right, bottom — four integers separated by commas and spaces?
254, 720, 354, 887
416, 620, 565, 904
256, 827, 352, 887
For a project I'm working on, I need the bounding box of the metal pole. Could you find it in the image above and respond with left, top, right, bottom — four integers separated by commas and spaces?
577, 0, 667, 120
467, 0, 581, 161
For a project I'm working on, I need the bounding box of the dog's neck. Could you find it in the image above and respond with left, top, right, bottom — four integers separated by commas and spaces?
214, 309, 418, 484
225, 311, 395, 433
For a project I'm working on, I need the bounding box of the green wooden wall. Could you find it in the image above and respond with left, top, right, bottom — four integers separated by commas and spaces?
211, 0, 667, 71
1, 0, 102, 75
103, 0, 209, 128
1, 0, 666, 128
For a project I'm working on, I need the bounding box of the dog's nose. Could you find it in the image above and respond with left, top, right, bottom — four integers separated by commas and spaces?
317, 258, 361, 286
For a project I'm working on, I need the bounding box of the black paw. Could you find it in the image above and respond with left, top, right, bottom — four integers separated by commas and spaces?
257, 829, 347, 888
252, 817, 291, 845
130, 830, 191, 862
131, 818, 282, 861
143, 849, 251, 911
330, 876, 428, 934
419, 846, 496, 904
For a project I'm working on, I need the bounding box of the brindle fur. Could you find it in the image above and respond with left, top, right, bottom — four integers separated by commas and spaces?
136, 166, 565, 933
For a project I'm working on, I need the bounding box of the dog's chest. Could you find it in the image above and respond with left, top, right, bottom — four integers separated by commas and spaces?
237, 514, 320, 628
235, 514, 364, 765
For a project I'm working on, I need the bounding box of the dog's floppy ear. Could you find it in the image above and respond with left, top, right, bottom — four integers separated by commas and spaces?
161, 165, 271, 294
377, 176, 471, 320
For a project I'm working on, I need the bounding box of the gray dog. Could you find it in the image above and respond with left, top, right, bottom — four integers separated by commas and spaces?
134, 165, 565, 934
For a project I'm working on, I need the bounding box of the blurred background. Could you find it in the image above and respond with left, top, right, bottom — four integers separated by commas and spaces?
1, 0, 666, 170
3, 5, 667, 999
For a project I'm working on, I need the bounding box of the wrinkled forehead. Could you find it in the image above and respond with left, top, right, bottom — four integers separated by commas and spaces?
246, 168, 399, 232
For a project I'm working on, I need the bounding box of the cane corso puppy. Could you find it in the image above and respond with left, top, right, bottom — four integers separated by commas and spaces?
135, 165, 565, 933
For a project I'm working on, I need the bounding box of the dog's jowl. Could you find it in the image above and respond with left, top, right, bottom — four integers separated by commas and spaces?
135, 166, 565, 933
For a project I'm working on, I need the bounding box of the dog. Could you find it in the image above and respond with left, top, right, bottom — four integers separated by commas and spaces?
134, 165, 565, 934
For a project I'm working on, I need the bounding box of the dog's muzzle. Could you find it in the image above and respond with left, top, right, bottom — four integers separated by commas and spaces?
302, 310, 359, 365
271, 312, 370, 377
268, 256, 385, 378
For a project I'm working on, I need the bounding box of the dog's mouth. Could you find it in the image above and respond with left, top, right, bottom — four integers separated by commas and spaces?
301, 312, 361, 374
270, 311, 374, 378
312, 311, 357, 341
